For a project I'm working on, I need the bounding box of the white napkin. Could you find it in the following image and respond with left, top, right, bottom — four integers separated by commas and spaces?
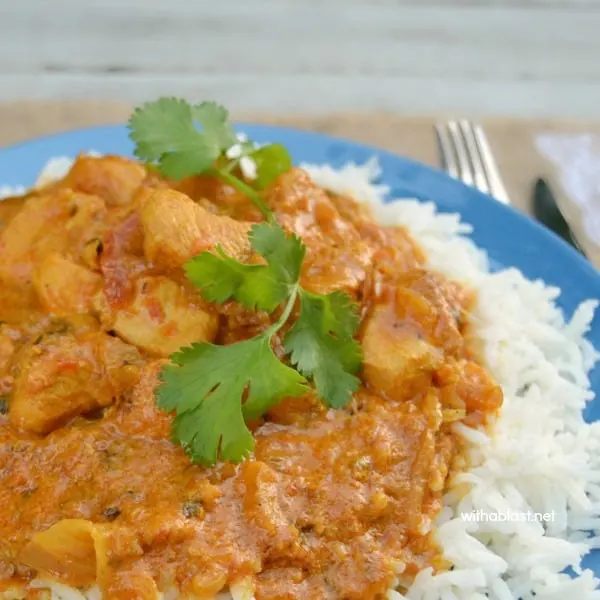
535, 133, 600, 260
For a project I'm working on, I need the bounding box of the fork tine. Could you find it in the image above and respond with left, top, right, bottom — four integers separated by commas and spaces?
446, 120, 474, 187
458, 120, 490, 195
434, 124, 459, 180
471, 123, 511, 205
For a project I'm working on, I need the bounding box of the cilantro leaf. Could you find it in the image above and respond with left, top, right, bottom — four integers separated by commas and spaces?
192, 102, 237, 150
157, 138, 220, 181
252, 144, 293, 189
284, 289, 362, 408
129, 98, 194, 162
250, 222, 305, 286
185, 222, 305, 312
158, 337, 307, 465
127, 98, 293, 218
185, 249, 275, 310
128, 98, 235, 181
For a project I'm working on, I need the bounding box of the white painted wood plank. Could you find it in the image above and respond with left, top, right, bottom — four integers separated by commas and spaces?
3, 0, 597, 7
2, 3, 599, 80
1, 0, 599, 117
3, 73, 599, 118
5, 3, 598, 51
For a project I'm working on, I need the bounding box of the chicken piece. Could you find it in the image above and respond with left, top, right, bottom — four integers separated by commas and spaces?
241, 461, 299, 551
394, 270, 468, 356
0, 318, 67, 397
0, 281, 42, 324
102, 275, 218, 356
0, 328, 15, 371
326, 191, 426, 287
436, 359, 503, 418
0, 194, 27, 229
361, 303, 443, 401
0, 189, 106, 285
111, 361, 173, 438
19, 519, 110, 588
61, 155, 147, 206
175, 174, 251, 215
266, 168, 373, 294
99, 211, 148, 310
9, 328, 142, 435
33, 253, 102, 316
140, 189, 251, 271
0, 326, 17, 396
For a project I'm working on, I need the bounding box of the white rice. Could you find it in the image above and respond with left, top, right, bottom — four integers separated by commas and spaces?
2, 155, 599, 600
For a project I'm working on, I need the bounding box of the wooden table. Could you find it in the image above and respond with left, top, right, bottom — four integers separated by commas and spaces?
2, 1, 600, 118
1, 101, 598, 266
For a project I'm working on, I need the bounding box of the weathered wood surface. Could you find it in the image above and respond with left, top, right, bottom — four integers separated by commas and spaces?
2, 1, 600, 117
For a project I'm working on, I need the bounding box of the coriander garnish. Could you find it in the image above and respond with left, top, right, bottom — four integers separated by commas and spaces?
128, 98, 362, 466
128, 97, 290, 219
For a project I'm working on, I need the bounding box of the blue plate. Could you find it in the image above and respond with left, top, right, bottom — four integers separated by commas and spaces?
1, 124, 600, 575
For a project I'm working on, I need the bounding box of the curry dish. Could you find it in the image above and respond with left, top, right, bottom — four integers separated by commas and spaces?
0, 156, 502, 599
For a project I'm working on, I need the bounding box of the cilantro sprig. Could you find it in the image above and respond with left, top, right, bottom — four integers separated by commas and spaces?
129, 98, 362, 466
129, 97, 291, 218
284, 290, 363, 409
185, 222, 305, 312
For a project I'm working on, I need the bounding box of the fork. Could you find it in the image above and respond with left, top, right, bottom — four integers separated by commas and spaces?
435, 120, 511, 205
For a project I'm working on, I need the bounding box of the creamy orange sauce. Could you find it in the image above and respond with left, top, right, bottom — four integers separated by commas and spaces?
0, 157, 502, 599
